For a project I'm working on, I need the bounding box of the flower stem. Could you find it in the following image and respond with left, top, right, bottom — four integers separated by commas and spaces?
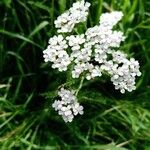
75, 76, 85, 96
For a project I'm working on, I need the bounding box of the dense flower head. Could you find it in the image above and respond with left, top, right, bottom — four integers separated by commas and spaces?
43, 1, 141, 93
99, 11, 123, 29
54, 0, 90, 33
43, 35, 71, 71
52, 88, 84, 122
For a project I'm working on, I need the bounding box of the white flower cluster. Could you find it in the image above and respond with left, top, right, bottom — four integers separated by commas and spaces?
52, 88, 84, 122
43, 35, 71, 71
43, 1, 141, 93
101, 51, 141, 93
100, 11, 123, 29
54, 0, 90, 33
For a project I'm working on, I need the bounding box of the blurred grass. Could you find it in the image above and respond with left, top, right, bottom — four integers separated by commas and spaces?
0, 0, 150, 149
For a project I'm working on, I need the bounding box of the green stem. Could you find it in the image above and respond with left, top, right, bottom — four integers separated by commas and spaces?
75, 76, 85, 96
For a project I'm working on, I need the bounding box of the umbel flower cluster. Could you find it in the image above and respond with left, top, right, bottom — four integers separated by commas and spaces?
52, 88, 84, 122
43, 0, 141, 122
54, 0, 90, 33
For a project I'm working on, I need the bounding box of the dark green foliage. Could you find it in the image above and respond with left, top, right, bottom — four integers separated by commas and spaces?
0, 0, 150, 149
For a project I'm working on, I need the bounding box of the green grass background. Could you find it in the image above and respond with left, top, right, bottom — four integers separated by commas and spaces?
0, 0, 150, 149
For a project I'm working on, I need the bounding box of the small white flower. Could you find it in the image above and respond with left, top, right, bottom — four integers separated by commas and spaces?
72, 103, 84, 115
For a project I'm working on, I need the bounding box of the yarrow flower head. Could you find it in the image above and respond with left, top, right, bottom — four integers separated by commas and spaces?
43, 0, 141, 95
99, 11, 123, 29
54, 0, 90, 33
43, 35, 71, 71
52, 88, 84, 122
